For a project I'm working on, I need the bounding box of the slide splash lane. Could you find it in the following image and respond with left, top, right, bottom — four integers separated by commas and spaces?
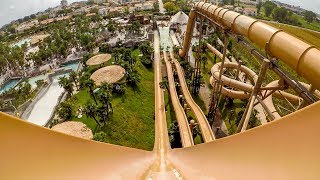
163, 51, 194, 147
170, 51, 215, 142
143, 30, 183, 179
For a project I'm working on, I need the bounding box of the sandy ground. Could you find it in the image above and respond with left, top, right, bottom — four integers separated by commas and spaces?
86, 54, 112, 66
90, 65, 125, 85
52, 121, 93, 140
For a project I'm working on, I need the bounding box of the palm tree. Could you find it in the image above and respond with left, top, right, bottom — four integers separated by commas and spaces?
58, 76, 74, 97
100, 82, 112, 92
96, 91, 113, 125
126, 69, 140, 86
85, 79, 98, 105
159, 77, 171, 107
84, 102, 101, 126
159, 78, 169, 92
201, 54, 208, 69
69, 71, 79, 90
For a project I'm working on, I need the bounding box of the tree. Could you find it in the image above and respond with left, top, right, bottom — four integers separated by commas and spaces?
153, 2, 160, 12
256, 2, 263, 14
164, 2, 179, 14
85, 79, 98, 105
139, 42, 153, 56
126, 69, 140, 86
272, 7, 288, 23
93, 131, 108, 142
58, 76, 74, 97
201, 54, 207, 69
69, 71, 79, 90
84, 102, 101, 126
96, 91, 113, 125
159, 78, 169, 93
304, 11, 316, 23
58, 101, 73, 120
139, 42, 154, 68
127, 21, 142, 35
264, 2, 276, 17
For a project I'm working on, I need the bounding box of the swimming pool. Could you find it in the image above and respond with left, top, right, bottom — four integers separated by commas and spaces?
27, 74, 48, 89
62, 62, 80, 72
0, 79, 20, 94
12, 38, 31, 47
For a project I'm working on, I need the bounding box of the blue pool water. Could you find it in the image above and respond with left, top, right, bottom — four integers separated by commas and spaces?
0, 79, 20, 94
62, 62, 80, 72
13, 38, 31, 47
27, 74, 48, 89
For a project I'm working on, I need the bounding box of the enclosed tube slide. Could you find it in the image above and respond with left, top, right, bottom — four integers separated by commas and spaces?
163, 51, 194, 147
180, 2, 320, 90
169, 51, 215, 142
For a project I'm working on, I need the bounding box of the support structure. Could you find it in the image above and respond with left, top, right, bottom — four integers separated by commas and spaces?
192, 17, 204, 95
237, 59, 270, 132
208, 33, 228, 122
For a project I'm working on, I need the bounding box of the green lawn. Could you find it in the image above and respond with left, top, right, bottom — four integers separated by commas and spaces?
265, 21, 320, 48
70, 49, 155, 150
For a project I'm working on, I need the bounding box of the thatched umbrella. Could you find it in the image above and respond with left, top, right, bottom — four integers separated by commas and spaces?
86, 54, 112, 66
52, 121, 93, 140
90, 65, 125, 86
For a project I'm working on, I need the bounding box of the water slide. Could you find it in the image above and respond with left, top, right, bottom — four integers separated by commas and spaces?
163, 51, 194, 147
180, 2, 320, 90
169, 51, 215, 142
1, 3, 320, 178
207, 44, 320, 120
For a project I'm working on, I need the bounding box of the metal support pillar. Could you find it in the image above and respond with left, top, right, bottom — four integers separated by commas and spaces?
208, 33, 228, 121
237, 59, 270, 133
192, 17, 204, 95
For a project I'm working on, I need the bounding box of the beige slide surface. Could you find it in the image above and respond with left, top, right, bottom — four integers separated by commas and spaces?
1, 3, 320, 179
170, 51, 215, 142
163, 51, 194, 147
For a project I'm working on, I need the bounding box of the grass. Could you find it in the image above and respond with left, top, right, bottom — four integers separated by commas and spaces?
258, 6, 320, 33
70, 49, 155, 150
265, 21, 320, 48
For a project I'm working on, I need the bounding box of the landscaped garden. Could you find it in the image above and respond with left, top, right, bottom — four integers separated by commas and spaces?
55, 44, 156, 150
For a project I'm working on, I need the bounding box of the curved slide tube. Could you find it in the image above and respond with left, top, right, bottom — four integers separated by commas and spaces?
170, 51, 215, 142
208, 44, 319, 120
180, 2, 320, 90
163, 51, 194, 147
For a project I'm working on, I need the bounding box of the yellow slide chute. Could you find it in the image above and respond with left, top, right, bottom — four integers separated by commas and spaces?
1, 2, 320, 179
